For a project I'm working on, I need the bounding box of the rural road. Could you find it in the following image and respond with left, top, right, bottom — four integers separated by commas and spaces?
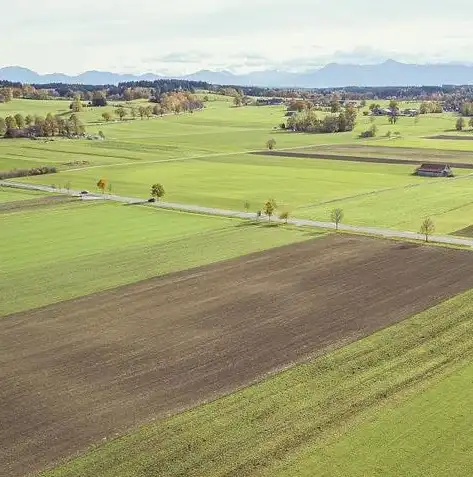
3, 180, 473, 248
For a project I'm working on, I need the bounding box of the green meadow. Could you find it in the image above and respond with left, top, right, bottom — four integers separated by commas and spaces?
0, 196, 315, 316
2, 96, 473, 234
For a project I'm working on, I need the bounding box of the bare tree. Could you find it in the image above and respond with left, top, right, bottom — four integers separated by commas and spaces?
420, 217, 435, 242
330, 208, 344, 231
244, 200, 250, 213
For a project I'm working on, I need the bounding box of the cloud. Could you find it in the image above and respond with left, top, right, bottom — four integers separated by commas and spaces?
2, 0, 473, 74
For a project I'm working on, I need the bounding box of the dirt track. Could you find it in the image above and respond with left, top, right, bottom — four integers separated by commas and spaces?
254, 150, 473, 169
428, 135, 473, 141
3, 235, 473, 476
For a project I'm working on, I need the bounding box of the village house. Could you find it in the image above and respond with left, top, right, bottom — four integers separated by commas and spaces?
415, 163, 453, 177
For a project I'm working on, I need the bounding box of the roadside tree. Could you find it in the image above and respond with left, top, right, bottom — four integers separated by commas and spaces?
263, 199, 277, 223
267, 138, 276, 150
97, 178, 107, 194
102, 112, 112, 122
279, 210, 290, 224
420, 217, 435, 242
330, 208, 344, 231
150, 183, 165, 201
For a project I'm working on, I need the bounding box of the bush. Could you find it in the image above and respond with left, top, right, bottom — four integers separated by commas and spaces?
0, 165, 57, 180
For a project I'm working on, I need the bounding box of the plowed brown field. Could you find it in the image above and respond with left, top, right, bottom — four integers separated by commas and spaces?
3, 235, 473, 476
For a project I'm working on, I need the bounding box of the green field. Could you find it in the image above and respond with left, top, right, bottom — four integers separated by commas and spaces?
0, 196, 315, 316
2, 97, 473, 234
0, 187, 50, 202
40, 288, 473, 477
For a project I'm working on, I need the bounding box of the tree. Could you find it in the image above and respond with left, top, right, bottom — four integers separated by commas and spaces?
420, 217, 435, 242
150, 183, 165, 200
107, 183, 113, 195
25, 114, 34, 126
469, 117, 473, 130
244, 201, 250, 213
263, 199, 277, 223
233, 95, 243, 107
330, 208, 344, 230
138, 106, 146, 120
70, 97, 83, 112
14, 114, 25, 129
131, 107, 137, 120
115, 106, 126, 121
145, 106, 153, 119
97, 178, 107, 194
102, 112, 112, 122
0, 117, 6, 136
456, 117, 466, 131
98, 130, 105, 140
5, 116, 17, 129
279, 210, 289, 224
266, 138, 276, 150
92, 91, 107, 107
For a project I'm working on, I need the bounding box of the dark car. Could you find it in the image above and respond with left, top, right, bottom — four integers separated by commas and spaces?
80, 190, 89, 195
148, 198, 156, 203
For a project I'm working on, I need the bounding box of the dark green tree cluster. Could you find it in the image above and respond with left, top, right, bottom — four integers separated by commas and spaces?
1, 112, 85, 138
285, 106, 357, 133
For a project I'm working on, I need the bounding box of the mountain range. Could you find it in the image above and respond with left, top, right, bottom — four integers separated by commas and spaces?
2, 61, 473, 88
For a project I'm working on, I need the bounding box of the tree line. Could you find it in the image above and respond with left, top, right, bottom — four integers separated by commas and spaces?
0, 113, 85, 139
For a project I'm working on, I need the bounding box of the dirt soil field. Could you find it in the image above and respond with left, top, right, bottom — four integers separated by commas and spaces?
453, 225, 473, 237
302, 144, 473, 161
428, 135, 473, 141
0, 195, 76, 213
254, 148, 473, 169
4, 235, 473, 476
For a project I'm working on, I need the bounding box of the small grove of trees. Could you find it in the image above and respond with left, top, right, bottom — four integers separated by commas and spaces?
420, 217, 435, 242
0, 112, 85, 138
92, 91, 108, 107
267, 138, 276, 150
263, 199, 277, 222
285, 106, 357, 134
330, 208, 344, 230
419, 101, 443, 114
150, 183, 165, 200
152, 91, 204, 115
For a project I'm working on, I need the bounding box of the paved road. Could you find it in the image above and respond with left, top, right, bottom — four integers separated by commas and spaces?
2, 180, 473, 248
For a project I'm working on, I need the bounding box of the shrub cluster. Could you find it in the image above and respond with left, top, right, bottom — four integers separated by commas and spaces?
0, 165, 57, 180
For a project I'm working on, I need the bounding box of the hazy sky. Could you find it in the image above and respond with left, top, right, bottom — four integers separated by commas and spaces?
3, 0, 473, 74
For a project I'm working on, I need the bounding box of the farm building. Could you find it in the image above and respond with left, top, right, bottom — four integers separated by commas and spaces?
415, 163, 453, 177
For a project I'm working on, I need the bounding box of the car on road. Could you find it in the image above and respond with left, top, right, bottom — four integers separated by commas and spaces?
148, 198, 156, 203
80, 190, 89, 195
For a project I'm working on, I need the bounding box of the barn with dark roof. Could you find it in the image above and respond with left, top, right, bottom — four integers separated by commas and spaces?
415, 163, 453, 177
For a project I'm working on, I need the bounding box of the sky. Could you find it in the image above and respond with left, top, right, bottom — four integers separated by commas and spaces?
2, 0, 473, 75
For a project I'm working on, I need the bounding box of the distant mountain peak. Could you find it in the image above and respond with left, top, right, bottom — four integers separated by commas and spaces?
2, 62, 473, 88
